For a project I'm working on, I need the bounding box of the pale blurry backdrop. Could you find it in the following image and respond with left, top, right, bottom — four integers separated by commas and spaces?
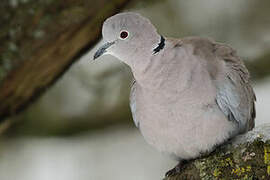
1, 0, 270, 180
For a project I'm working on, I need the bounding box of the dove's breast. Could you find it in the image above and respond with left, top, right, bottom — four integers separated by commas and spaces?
134, 60, 237, 160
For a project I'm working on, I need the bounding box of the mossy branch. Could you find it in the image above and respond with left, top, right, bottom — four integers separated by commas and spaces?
164, 124, 270, 180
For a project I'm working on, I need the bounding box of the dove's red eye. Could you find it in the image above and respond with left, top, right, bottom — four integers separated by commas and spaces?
120, 31, 129, 39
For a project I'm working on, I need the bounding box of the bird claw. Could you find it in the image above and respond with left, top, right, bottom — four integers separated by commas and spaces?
165, 160, 188, 177
165, 167, 181, 177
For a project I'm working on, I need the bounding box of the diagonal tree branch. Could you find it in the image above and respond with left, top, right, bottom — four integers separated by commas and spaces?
0, 0, 135, 123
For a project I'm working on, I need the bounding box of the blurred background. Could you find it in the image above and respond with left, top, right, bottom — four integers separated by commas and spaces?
0, 0, 270, 179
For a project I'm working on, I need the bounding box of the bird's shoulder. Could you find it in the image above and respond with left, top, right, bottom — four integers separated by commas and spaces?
168, 37, 237, 61
168, 36, 249, 80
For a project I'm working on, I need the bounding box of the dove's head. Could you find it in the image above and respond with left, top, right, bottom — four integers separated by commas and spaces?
93, 12, 162, 68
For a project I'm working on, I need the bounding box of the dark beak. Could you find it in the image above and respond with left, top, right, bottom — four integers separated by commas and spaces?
93, 41, 115, 60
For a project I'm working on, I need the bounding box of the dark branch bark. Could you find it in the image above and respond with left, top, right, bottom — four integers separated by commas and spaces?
0, 0, 134, 123
164, 124, 270, 180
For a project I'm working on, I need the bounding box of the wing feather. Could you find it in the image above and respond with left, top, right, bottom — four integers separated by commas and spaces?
214, 43, 256, 133
129, 79, 139, 128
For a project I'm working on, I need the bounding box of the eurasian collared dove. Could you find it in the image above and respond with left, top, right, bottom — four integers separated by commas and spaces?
93, 12, 256, 177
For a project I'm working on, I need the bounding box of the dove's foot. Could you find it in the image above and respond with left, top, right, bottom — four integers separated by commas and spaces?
165, 160, 188, 177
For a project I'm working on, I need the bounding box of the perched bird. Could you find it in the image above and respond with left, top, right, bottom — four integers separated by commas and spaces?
93, 12, 256, 177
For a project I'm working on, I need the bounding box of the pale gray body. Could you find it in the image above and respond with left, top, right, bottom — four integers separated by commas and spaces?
130, 37, 255, 160
94, 12, 256, 161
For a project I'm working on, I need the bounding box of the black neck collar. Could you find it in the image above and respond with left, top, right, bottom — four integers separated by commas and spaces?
153, 35, 165, 54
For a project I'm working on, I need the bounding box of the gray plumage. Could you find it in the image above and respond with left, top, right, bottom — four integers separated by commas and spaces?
94, 12, 256, 167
